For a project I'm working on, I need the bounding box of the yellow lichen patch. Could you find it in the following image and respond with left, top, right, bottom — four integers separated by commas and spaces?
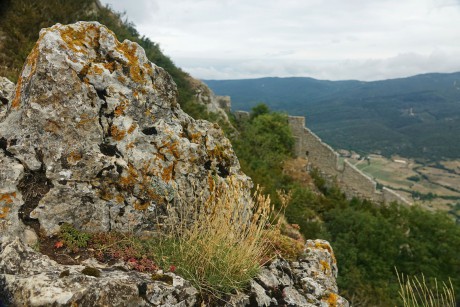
92, 65, 104, 75
115, 41, 145, 83
143, 63, 153, 76
67, 151, 82, 164
312, 241, 337, 264
322, 293, 338, 307
126, 142, 135, 150
190, 132, 202, 144
111, 125, 126, 141
59, 24, 100, 54
103, 62, 116, 73
114, 100, 129, 117
320, 260, 331, 275
127, 123, 137, 134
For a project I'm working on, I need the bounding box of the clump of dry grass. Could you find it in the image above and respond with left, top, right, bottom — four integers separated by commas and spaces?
152, 176, 279, 299
396, 268, 456, 307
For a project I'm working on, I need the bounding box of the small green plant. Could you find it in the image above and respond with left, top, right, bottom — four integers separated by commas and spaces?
396, 269, 456, 307
59, 223, 91, 251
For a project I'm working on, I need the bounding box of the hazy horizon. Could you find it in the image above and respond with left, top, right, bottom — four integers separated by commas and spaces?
100, 0, 460, 81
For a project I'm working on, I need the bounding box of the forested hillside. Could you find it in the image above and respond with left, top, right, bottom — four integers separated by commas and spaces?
233, 105, 460, 306
206, 73, 460, 160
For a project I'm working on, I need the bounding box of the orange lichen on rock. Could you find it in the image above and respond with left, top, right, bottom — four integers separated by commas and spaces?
92, 65, 104, 75
161, 140, 180, 159
114, 100, 128, 117
103, 62, 116, 73
11, 76, 23, 109
322, 292, 338, 307
0, 192, 16, 219
110, 125, 126, 141
161, 163, 175, 182
115, 42, 144, 83
59, 24, 100, 54
0, 207, 10, 219
120, 164, 138, 187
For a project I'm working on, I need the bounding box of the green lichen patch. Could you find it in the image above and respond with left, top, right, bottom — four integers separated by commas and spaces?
151, 274, 173, 285
81, 266, 101, 277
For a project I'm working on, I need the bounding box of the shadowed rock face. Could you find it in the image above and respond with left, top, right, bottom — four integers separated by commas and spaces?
0, 21, 250, 238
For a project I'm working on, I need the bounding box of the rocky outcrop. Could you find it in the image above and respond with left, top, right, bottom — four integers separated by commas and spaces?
0, 238, 199, 306
232, 240, 349, 306
0, 21, 348, 306
0, 237, 347, 306
0, 21, 249, 240
188, 76, 232, 121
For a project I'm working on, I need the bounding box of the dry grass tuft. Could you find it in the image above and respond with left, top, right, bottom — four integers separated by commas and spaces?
396, 268, 456, 307
152, 176, 280, 300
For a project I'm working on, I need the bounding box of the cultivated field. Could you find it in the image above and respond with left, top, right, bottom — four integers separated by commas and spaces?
349, 155, 460, 216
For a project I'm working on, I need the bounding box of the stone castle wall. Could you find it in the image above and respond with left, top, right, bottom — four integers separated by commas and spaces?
288, 116, 410, 205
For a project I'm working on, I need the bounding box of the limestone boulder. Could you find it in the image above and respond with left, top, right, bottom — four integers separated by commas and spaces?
0, 21, 250, 240
0, 239, 198, 306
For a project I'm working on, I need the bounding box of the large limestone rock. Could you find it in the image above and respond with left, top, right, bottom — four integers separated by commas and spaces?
0, 237, 348, 306
0, 21, 348, 306
0, 238, 199, 306
0, 21, 249, 240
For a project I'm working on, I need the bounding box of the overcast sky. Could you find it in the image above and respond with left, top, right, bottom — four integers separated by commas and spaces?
100, 0, 460, 81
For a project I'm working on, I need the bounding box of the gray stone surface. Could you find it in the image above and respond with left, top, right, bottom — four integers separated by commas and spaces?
0, 239, 198, 306
0, 21, 250, 239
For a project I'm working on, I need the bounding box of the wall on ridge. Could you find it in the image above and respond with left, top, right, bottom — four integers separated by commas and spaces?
288, 116, 410, 205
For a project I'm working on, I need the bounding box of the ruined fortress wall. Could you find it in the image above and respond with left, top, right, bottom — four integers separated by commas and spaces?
382, 187, 410, 204
288, 116, 339, 175
341, 160, 379, 201
287, 115, 410, 205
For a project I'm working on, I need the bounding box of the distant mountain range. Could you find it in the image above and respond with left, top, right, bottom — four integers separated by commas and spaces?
204, 72, 460, 160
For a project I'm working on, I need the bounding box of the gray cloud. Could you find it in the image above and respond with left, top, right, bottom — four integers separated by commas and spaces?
100, 0, 460, 80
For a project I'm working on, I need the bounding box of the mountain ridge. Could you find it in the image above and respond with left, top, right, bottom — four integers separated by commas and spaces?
205, 71, 460, 160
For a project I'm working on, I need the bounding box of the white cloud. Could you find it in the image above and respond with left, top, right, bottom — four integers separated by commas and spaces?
100, 0, 460, 80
